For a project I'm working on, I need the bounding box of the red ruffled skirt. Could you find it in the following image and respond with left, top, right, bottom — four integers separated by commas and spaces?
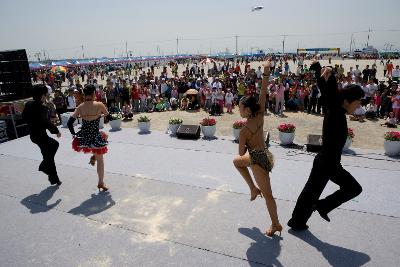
72, 131, 108, 155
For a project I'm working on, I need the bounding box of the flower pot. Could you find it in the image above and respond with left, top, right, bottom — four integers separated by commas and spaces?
233, 128, 241, 140
279, 131, 295, 145
60, 113, 77, 128
201, 125, 216, 138
384, 140, 400, 156
99, 116, 104, 129
343, 137, 352, 151
109, 119, 122, 130
138, 121, 151, 133
169, 123, 181, 135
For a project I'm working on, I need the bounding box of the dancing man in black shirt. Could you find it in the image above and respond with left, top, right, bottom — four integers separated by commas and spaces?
22, 84, 62, 186
288, 58, 365, 230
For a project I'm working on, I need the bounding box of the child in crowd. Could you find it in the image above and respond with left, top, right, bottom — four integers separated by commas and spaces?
225, 89, 234, 113
217, 89, 225, 113
147, 96, 155, 112
180, 96, 189, 110
365, 99, 377, 119
121, 101, 133, 119
139, 89, 147, 112
374, 91, 381, 117
204, 88, 212, 111
381, 112, 397, 128
392, 89, 400, 121
170, 97, 178, 110
108, 102, 121, 114
350, 105, 366, 122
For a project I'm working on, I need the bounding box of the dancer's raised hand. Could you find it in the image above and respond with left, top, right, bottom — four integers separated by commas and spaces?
263, 56, 272, 74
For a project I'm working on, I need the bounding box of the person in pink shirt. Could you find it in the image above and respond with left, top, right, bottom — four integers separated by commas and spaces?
392, 89, 400, 121
275, 81, 285, 114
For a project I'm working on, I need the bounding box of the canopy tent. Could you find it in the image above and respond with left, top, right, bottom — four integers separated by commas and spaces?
28, 54, 200, 70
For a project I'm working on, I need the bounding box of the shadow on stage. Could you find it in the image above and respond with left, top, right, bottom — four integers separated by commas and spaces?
68, 191, 116, 217
20, 186, 61, 214
288, 229, 370, 267
238, 227, 283, 267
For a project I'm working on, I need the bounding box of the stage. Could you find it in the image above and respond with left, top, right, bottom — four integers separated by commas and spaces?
0, 126, 399, 266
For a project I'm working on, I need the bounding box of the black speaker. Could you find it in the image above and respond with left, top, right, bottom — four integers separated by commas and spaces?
306, 134, 323, 152
176, 124, 201, 139
0, 49, 32, 102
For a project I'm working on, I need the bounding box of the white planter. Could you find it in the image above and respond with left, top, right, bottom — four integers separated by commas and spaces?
60, 113, 77, 128
109, 119, 122, 130
99, 116, 104, 129
169, 123, 181, 135
201, 125, 216, 138
279, 131, 295, 145
343, 137, 352, 151
233, 128, 241, 140
138, 121, 151, 133
384, 140, 400, 156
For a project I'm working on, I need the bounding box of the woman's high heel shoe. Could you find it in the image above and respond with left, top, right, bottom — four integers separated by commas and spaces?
265, 224, 283, 237
97, 183, 109, 192
89, 155, 96, 166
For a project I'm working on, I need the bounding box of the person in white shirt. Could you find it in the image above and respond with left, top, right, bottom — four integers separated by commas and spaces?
350, 106, 366, 122
392, 65, 400, 81
365, 99, 377, 119
255, 66, 263, 79
224, 89, 234, 113
353, 65, 362, 77
66, 89, 77, 112
212, 78, 222, 90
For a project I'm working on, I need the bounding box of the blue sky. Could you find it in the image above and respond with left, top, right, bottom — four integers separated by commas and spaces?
1, 0, 399, 60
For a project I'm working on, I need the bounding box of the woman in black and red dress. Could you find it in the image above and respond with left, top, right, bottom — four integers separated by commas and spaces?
67, 84, 110, 191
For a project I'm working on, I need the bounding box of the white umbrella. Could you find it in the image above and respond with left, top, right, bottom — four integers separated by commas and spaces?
200, 58, 215, 64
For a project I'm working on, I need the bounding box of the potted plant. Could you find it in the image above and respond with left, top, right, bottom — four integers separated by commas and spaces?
233, 120, 247, 141
137, 115, 151, 132
169, 117, 183, 135
277, 123, 296, 145
109, 113, 122, 130
343, 128, 354, 151
200, 117, 217, 138
383, 131, 400, 156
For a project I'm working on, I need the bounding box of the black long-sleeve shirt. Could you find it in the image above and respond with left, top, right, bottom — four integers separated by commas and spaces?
310, 62, 347, 164
22, 100, 60, 141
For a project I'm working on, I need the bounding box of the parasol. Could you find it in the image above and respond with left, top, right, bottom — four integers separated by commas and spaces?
51, 66, 67, 73
200, 58, 215, 64
186, 89, 198, 95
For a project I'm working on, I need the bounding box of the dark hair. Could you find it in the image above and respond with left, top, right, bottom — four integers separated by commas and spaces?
31, 84, 48, 101
83, 84, 96, 96
339, 84, 365, 104
240, 96, 260, 117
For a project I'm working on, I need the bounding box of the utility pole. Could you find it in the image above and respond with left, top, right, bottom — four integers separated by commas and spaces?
178, 37, 180, 55
235, 35, 238, 55
282, 34, 286, 54
349, 34, 354, 53
81, 45, 84, 59
366, 28, 371, 47
126, 41, 128, 58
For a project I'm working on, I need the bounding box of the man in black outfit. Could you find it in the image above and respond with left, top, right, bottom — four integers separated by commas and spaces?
288, 59, 364, 230
22, 84, 62, 186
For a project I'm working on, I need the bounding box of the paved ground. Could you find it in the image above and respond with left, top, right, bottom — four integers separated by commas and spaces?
0, 126, 399, 266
